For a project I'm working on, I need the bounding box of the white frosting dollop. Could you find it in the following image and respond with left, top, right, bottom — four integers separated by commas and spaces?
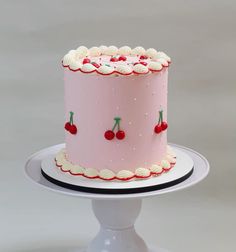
148, 62, 163, 71
97, 65, 114, 75
76, 46, 88, 57
81, 63, 96, 73
135, 168, 151, 177
118, 46, 132, 55
61, 161, 74, 171
105, 46, 118, 56
165, 154, 176, 164
157, 58, 169, 67
70, 165, 84, 175
99, 45, 108, 54
84, 168, 98, 178
69, 61, 82, 71
131, 46, 146, 55
150, 164, 163, 174
146, 48, 158, 58
63, 53, 74, 66
68, 50, 77, 56
89, 46, 101, 57
166, 146, 177, 157
133, 64, 149, 74
99, 169, 115, 180
115, 65, 132, 75
161, 160, 171, 169
156, 52, 171, 62
56, 154, 65, 162
117, 170, 134, 179
56, 158, 64, 166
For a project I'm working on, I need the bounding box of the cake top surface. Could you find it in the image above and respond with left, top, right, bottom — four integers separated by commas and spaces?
62, 46, 171, 76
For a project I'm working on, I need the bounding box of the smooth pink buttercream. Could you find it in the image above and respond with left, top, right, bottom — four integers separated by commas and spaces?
64, 69, 168, 173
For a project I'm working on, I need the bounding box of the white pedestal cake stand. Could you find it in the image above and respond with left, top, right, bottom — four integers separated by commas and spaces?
24, 143, 209, 252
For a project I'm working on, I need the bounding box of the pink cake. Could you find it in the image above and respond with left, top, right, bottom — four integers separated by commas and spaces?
55, 46, 177, 181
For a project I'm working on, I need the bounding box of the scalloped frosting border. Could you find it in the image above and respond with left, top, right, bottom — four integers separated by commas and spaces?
55, 146, 177, 181
62, 46, 171, 76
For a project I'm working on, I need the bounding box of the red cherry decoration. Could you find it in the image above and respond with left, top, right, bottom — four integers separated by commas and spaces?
154, 124, 162, 134
140, 55, 148, 60
118, 55, 127, 61
116, 130, 125, 140
92, 62, 100, 68
105, 130, 115, 140
83, 58, 90, 64
70, 124, 77, 135
64, 122, 71, 131
110, 57, 118, 62
161, 122, 168, 130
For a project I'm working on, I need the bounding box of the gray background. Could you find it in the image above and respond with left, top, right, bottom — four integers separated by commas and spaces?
0, 0, 235, 251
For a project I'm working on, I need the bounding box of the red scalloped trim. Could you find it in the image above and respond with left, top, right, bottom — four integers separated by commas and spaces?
62, 62, 170, 76
55, 159, 176, 181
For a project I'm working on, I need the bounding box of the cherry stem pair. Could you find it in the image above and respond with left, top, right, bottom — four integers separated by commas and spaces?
112, 117, 121, 132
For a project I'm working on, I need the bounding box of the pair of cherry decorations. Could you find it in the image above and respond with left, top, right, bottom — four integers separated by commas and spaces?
104, 117, 125, 140
154, 110, 168, 134
64, 111, 77, 135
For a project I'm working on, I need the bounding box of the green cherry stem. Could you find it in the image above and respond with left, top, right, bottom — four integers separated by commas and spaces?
160, 110, 163, 124
157, 110, 161, 124
69, 111, 74, 125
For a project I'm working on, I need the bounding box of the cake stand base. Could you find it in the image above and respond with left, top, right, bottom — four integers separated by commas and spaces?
66, 248, 169, 252
25, 143, 209, 252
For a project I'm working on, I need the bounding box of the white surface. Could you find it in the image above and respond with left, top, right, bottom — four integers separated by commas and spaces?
1, 1, 236, 252
24, 144, 208, 252
25, 144, 208, 199
41, 145, 193, 191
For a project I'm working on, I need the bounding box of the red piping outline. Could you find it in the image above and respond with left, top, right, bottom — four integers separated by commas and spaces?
62, 61, 170, 76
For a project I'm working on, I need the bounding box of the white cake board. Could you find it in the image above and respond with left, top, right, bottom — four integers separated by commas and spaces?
25, 143, 209, 252
41, 146, 194, 194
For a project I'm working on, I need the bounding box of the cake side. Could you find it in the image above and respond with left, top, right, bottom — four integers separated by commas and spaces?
65, 69, 168, 171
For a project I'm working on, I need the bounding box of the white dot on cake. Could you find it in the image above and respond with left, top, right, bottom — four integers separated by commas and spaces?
110, 159, 113, 163
139, 133, 142, 137
116, 106, 119, 110
128, 121, 132, 125
145, 112, 148, 117
133, 98, 137, 101
121, 158, 125, 161
133, 147, 136, 151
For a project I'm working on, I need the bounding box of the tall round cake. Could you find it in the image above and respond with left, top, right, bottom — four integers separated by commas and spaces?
55, 46, 176, 181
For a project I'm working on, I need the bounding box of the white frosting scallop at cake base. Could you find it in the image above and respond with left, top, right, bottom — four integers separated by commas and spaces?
55, 146, 176, 181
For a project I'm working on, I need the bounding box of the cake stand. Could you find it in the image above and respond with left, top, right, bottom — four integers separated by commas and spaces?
24, 143, 209, 252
